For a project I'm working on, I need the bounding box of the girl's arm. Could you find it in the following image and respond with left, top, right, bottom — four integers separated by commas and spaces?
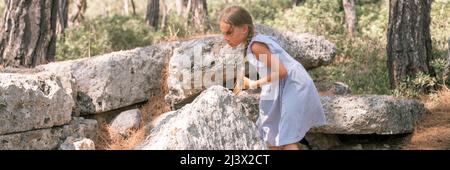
244, 42, 288, 89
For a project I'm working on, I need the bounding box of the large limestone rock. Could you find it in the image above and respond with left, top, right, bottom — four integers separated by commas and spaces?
39, 45, 173, 115
255, 24, 337, 70
61, 117, 98, 140
0, 73, 73, 135
304, 133, 342, 150
236, 93, 426, 135
59, 137, 96, 150
165, 36, 245, 108
136, 86, 267, 150
329, 82, 351, 95
236, 91, 260, 123
312, 96, 426, 135
0, 117, 97, 150
110, 109, 141, 137
0, 128, 63, 150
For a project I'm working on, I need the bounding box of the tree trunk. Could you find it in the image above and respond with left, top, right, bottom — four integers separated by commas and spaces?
57, 0, 69, 35
146, 0, 159, 29
190, 0, 209, 33
446, 36, 450, 75
160, 0, 169, 31
0, 0, 58, 68
292, 0, 304, 7
343, 0, 357, 38
123, 0, 129, 15
175, 0, 188, 16
387, 0, 434, 89
130, 0, 136, 16
174, 0, 208, 33
69, 0, 87, 26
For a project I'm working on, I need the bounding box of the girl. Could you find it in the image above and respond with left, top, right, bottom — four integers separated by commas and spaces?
219, 6, 326, 150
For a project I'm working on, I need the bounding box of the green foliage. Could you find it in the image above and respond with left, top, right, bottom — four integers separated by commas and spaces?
56, 15, 163, 61
392, 58, 449, 98
431, 58, 448, 85
431, 0, 450, 63
209, 0, 292, 28
392, 72, 437, 98
268, 0, 345, 37
357, 0, 389, 40
267, 0, 390, 94
310, 38, 391, 95
243, 0, 292, 24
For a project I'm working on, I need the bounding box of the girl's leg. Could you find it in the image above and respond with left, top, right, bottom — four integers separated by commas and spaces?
282, 143, 300, 150
267, 143, 282, 150
269, 146, 282, 150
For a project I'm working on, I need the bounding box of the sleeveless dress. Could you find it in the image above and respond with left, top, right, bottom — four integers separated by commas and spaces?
246, 34, 327, 146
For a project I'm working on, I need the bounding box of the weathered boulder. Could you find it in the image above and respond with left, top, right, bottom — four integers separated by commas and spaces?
330, 82, 351, 95
0, 128, 63, 150
110, 109, 141, 137
311, 96, 426, 135
255, 24, 337, 70
136, 86, 267, 150
61, 117, 98, 140
236, 91, 260, 123
0, 73, 73, 135
165, 36, 245, 109
304, 133, 342, 150
59, 137, 96, 150
39, 45, 173, 115
0, 117, 97, 150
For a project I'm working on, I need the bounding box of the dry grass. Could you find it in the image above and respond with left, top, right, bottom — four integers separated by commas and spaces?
423, 86, 450, 112
95, 58, 172, 150
140, 57, 172, 120
95, 122, 147, 150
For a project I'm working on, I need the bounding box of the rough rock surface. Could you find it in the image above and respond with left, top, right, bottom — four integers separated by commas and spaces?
136, 86, 267, 150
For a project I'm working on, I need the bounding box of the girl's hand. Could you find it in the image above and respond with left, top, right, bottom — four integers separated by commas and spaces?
233, 83, 242, 95
244, 78, 259, 89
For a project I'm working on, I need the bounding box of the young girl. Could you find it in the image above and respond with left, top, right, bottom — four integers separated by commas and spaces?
219, 6, 326, 150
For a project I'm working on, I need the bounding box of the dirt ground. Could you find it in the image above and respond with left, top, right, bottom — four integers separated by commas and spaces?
400, 88, 450, 150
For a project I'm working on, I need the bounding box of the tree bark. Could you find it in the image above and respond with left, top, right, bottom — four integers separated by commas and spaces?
130, 0, 136, 16
292, 0, 304, 7
57, 0, 69, 35
191, 0, 209, 33
146, 0, 159, 29
160, 0, 169, 31
175, 0, 188, 16
123, 0, 129, 15
174, 0, 208, 33
343, 0, 357, 38
446, 36, 450, 75
0, 0, 58, 68
387, 0, 434, 88
69, 0, 87, 26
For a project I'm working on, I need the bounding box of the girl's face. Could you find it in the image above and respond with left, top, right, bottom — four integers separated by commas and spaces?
220, 21, 248, 47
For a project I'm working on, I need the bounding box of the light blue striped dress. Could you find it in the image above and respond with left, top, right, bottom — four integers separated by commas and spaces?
246, 34, 327, 146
